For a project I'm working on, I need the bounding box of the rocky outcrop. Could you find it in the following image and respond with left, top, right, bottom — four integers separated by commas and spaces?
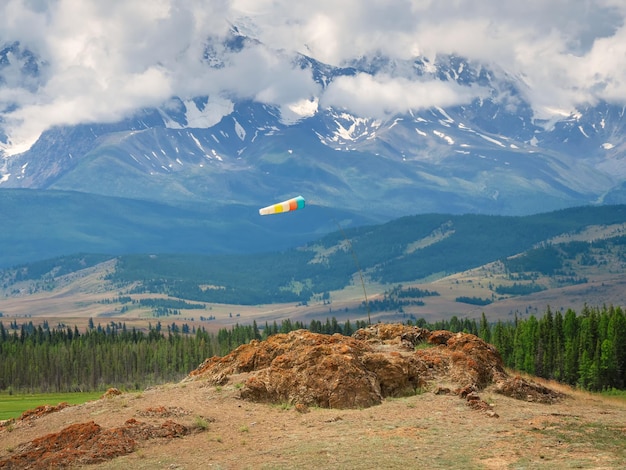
186, 324, 560, 409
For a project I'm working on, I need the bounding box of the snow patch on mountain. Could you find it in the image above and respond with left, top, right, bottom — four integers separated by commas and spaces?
433, 130, 454, 145
477, 133, 506, 147
190, 134, 207, 154
578, 126, 590, 138
0, 157, 9, 183
234, 119, 246, 140
163, 97, 234, 130
435, 107, 454, 123
322, 113, 382, 146
280, 98, 318, 125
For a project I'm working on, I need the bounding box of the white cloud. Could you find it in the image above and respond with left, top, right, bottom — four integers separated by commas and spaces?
321, 73, 486, 118
1, 0, 626, 154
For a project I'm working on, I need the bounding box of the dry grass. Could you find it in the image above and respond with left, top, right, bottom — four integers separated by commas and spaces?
1, 375, 625, 470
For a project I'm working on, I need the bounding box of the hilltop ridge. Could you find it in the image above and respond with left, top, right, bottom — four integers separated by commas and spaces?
2, 324, 625, 469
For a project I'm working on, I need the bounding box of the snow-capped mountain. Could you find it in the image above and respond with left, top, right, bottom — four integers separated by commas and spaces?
1, 34, 625, 221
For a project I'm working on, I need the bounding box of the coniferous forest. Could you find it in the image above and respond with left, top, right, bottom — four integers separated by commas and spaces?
1, 304, 625, 394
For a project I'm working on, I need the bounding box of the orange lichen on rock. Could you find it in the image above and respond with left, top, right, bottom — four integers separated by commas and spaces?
100, 387, 122, 399
0, 419, 190, 469
19, 402, 71, 421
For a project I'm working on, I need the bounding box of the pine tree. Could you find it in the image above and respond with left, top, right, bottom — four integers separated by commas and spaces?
562, 309, 579, 385
252, 320, 261, 340
479, 313, 491, 343
608, 306, 626, 389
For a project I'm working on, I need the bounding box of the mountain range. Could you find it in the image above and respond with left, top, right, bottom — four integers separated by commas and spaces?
1, 31, 626, 266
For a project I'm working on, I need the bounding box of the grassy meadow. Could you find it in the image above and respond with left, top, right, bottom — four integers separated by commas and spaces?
0, 391, 102, 421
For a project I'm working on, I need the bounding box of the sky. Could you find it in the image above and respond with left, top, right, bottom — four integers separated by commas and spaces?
1, 0, 625, 155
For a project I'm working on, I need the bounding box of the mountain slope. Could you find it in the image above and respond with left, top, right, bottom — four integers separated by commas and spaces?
2, 39, 625, 219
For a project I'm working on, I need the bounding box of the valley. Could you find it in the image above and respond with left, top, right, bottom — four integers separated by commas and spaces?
2, 222, 625, 333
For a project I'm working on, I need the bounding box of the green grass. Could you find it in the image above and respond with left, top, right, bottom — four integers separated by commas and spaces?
600, 388, 626, 400
0, 391, 102, 420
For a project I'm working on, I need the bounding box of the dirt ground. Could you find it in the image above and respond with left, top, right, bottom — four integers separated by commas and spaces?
1, 326, 625, 469
1, 378, 625, 470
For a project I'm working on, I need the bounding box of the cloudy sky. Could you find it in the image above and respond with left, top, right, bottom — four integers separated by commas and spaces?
1, 0, 625, 154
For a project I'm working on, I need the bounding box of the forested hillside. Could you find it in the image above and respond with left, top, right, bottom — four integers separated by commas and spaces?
5, 204, 623, 306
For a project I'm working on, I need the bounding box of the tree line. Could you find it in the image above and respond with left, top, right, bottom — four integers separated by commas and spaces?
420, 304, 626, 391
1, 305, 625, 394
0, 321, 217, 393
488, 305, 626, 391
0, 317, 368, 394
